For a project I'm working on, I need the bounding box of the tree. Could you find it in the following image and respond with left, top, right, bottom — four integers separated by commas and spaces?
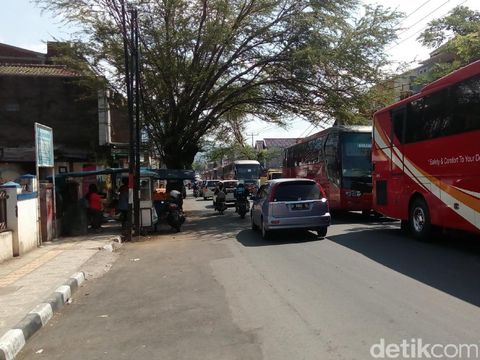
417, 6, 480, 81
36, 0, 401, 168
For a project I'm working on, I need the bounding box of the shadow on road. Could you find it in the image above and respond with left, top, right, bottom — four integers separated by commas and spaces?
236, 229, 319, 247
330, 211, 398, 225
328, 225, 480, 307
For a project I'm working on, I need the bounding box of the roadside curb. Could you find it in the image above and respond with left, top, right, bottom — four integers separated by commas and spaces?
0, 272, 85, 360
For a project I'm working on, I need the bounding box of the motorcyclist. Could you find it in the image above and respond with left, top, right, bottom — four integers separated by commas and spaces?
234, 182, 249, 214
214, 182, 226, 211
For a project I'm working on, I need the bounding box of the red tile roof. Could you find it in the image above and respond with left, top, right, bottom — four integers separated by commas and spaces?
0, 43, 46, 64
0, 64, 80, 77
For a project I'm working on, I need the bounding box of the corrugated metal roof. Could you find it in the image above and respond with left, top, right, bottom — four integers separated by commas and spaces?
263, 138, 299, 148
0, 64, 80, 77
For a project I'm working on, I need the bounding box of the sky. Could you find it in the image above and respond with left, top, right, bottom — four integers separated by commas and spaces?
1, 0, 479, 144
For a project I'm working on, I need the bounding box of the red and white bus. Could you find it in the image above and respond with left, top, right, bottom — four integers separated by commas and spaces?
372, 60, 480, 239
283, 125, 373, 212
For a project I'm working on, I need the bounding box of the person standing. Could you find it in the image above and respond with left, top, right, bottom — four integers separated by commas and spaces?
86, 184, 103, 229
117, 177, 129, 229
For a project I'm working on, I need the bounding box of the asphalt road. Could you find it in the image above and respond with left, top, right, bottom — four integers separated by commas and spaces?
18, 196, 480, 360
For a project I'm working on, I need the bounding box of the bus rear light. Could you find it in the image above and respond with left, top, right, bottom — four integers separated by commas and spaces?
271, 220, 280, 224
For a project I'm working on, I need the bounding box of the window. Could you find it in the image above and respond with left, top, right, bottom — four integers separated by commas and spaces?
324, 132, 340, 185
405, 99, 424, 143
341, 133, 372, 178
450, 75, 480, 134
273, 181, 320, 201
391, 107, 405, 144
403, 75, 480, 144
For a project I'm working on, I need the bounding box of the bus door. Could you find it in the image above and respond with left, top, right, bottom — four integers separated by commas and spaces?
389, 106, 407, 219
324, 131, 341, 208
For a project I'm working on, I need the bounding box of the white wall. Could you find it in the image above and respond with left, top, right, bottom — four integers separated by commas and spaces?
17, 197, 39, 255
0, 231, 13, 263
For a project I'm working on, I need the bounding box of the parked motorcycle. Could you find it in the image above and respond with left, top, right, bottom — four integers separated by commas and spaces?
235, 198, 249, 219
154, 190, 185, 232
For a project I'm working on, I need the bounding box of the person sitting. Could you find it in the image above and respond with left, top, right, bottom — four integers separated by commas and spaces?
234, 182, 248, 201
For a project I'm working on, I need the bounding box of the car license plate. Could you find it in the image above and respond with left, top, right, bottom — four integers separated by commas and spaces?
292, 203, 309, 210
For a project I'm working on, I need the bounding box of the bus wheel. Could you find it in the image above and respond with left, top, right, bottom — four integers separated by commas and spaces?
409, 197, 431, 241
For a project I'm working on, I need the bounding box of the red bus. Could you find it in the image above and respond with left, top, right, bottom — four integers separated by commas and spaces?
283, 125, 373, 212
372, 60, 480, 239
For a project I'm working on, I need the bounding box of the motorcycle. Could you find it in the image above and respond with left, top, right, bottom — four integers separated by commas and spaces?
154, 190, 186, 232
193, 186, 199, 198
235, 198, 249, 219
214, 191, 227, 215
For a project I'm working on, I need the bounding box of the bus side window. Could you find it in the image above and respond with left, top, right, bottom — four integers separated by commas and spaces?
405, 99, 424, 143
391, 107, 406, 144
451, 76, 480, 134
324, 132, 340, 186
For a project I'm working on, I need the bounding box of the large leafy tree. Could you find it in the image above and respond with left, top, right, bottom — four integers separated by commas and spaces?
36, 0, 401, 168
417, 6, 480, 81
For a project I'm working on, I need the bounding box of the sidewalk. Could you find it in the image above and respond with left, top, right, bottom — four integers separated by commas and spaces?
0, 231, 122, 339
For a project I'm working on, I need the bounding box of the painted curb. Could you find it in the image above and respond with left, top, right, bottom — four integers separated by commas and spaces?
0, 272, 86, 360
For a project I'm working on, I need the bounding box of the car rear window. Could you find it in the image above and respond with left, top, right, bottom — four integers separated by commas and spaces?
223, 181, 237, 188
273, 182, 320, 201
206, 181, 219, 187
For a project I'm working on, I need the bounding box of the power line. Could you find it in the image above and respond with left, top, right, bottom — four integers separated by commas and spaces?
304, 125, 318, 138
402, 0, 434, 22
388, 0, 467, 51
396, 0, 452, 38
299, 124, 313, 138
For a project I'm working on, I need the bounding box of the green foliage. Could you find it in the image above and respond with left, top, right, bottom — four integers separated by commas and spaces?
35, 0, 402, 167
205, 143, 257, 164
417, 6, 480, 81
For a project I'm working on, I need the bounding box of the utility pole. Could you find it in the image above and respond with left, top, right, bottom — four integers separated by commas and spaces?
131, 8, 141, 237
121, 0, 133, 241
246, 133, 259, 148
121, 1, 141, 240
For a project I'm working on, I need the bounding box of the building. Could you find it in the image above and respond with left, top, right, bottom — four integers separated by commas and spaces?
0, 42, 129, 183
392, 47, 456, 101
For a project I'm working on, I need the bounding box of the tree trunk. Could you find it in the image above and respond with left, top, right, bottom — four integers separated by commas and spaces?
161, 141, 199, 169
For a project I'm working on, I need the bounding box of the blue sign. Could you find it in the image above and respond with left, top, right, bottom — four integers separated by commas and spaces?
35, 123, 54, 167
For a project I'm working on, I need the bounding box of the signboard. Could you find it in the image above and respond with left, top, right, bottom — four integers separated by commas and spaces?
35, 123, 54, 167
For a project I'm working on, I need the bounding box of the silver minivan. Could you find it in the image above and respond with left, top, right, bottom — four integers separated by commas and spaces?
250, 178, 331, 239
202, 180, 220, 200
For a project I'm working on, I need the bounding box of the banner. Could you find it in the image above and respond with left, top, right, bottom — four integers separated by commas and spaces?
35, 123, 54, 168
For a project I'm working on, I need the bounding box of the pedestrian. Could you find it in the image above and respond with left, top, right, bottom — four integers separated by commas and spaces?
85, 183, 103, 230
117, 177, 129, 229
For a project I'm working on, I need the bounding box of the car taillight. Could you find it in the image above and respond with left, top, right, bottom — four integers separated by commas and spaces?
268, 183, 278, 202
204, 188, 208, 192
169, 203, 178, 209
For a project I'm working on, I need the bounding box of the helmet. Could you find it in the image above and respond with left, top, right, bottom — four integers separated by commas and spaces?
170, 190, 181, 199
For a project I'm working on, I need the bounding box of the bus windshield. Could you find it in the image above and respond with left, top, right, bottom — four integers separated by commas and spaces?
341, 133, 372, 178
236, 164, 260, 180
